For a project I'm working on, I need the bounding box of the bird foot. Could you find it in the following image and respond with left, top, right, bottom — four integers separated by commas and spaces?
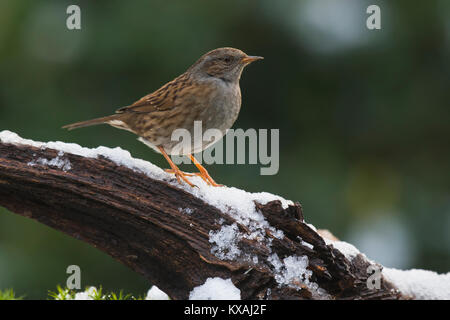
164, 168, 197, 188
165, 169, 223, 187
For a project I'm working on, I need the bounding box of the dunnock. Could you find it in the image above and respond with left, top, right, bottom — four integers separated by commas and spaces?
63, 47, 263, 187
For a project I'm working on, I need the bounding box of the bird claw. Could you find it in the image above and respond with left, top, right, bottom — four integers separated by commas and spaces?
164, 169, 197, 188
164, 169, 223, 187
196, 171, 224, 187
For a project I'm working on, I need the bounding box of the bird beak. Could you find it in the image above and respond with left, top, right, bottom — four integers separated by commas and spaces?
241, 55, 264, 65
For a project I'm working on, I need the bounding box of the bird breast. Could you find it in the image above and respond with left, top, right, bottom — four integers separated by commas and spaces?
139, 78, 242, 156
202, 79, 242, 133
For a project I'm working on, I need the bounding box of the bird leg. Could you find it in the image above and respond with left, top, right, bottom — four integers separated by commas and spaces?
159, 147, 222, 187
165, 155, 223, 187
158, 146, 196, 188
188, 154, 223, 187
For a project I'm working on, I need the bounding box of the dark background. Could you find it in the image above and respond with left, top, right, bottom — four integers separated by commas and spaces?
0, 0, 449, 299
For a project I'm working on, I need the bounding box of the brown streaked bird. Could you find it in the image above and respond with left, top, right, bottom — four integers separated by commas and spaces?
63, 47, 263, 187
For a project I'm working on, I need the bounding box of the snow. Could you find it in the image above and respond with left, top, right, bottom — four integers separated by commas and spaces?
0, 130, 168, 179
323, 237, 450, 300
324, 238, 363, 260
268, 253, 319, 292
209, 223, 242, 260
383, 268, 450, 300
189, 277, 241, 300
145, 286, 170, 300
28, 150, 72, 172
207, 201, 290, 292
1, 130, 296, 280
73, 286, 101, 300
300, 239, 314, 250
0, 130, 292, 216
178, 207, 194, 215
8, 131, 450, 300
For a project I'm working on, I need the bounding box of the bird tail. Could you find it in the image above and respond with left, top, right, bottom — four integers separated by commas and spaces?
62, 115, 119, 130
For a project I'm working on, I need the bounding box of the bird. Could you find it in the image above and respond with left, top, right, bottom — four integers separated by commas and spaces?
63, 47, 263, 187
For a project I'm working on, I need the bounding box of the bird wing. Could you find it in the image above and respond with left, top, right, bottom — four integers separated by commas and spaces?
115, 73, 190, 114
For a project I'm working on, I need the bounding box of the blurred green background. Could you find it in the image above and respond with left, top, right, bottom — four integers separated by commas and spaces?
0, 0, 449, 299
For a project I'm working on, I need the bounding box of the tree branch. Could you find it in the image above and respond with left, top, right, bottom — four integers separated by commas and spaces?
0, 131, 411, 299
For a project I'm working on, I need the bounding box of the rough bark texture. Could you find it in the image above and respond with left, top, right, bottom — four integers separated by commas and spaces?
0, 141, 404, 300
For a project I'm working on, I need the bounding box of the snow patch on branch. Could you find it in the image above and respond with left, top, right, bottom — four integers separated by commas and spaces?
0, 130, 292, 216
145, 286, 170, 300
268, 253, 327, 297
324, 238, 364, 260
189, 277, 241, 300
28, 150, 72, 172
323, 236, 450, 300
209, 223, 242, 260
383, 268, 450, 300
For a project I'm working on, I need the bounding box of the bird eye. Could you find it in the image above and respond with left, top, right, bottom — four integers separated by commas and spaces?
223, 56, 232, 63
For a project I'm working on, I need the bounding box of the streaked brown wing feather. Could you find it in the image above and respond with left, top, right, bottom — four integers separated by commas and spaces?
116, 73, 191, 114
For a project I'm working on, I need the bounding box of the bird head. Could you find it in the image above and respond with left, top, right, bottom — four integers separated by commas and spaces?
188, 47, 263, 83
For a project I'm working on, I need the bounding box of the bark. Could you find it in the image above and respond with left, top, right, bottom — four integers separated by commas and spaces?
0, 140, 404, 300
